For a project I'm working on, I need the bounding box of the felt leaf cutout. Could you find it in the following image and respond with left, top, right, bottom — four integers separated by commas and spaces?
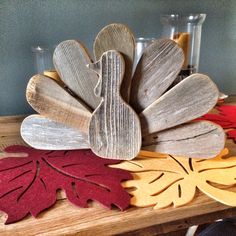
0, 145, 132, 224
200, 105, 236, 142
112, 149, 236, 209
228, 130, 236, 142
200, 105, 236, 128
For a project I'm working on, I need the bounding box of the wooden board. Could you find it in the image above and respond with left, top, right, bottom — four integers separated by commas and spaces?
140, 73, 219, 136
89, 50, 142, 160
21, 115, 89, 150
0, 96, 236, 235
53, 40, 100, 110
93, 23, 135, 102
142, 121, 225, 158
130, 39, 184, 113
0, 116, 26, 151
26, 74, 92, 133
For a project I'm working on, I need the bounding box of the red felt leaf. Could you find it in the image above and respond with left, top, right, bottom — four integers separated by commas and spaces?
199, 105, 236, 143
228, 130, 236, 142
0, 145, 132, 224
200, 105, 236, 128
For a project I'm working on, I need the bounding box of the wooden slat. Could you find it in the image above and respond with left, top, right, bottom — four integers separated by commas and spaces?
142, 121, 225, 158
0, 115, 26, 151
89, 50, 142, 160
26, 74, 91, 134
21, 115, 89, 150
140, 73, 219, 136
53, 40, 101, 110
130, 39, 184, 112
93, 23, 135, 102
0, 189, 236, 235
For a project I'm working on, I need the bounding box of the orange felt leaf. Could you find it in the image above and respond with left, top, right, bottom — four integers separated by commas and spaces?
112, 149, 236, 209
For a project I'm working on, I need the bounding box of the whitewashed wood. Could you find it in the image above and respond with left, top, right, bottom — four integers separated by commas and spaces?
53, 40, 100, 110
89, 50, 142, 160
142, 121, 225, 158
26, 74, 91, 133
140, 73, 219, 136
130, 39, 184, 113
21, 115, 89, 150
93, 23, 135, 102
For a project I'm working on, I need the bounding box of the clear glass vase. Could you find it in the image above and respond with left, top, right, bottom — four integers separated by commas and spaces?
161, 14, 206, 83
31, 46, 55, 74
133, 37, 156, 72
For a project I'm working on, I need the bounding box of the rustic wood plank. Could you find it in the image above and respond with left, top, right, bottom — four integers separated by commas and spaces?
0, 116, 26, 151
130, 39, 184, 112
53, 40, 100, 110
26, 74, 91, 134
142, 121, 225, 158
93, 23, 135, 102
89, 50, 142, 160
0, 190, 236, 236
21, 115, 89, 150
140, 73, 219, 136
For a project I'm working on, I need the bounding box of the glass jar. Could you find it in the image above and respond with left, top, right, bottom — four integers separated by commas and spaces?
31, 46, 55, 74
133, 37, 156, 71
161, 14, 206, 82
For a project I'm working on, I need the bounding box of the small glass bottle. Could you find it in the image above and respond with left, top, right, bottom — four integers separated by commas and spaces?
161, 14, 206, 83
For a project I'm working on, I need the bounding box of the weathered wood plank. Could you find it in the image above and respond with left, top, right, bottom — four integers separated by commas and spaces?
53, 40, 100, 110
130, 39, 184, 112
21, 115, 89, 150
140, 73, 219, 136
26, 74, 91, 133
89, 50, 142, 160
93, 23, 135, 102
142, 121, 225, 158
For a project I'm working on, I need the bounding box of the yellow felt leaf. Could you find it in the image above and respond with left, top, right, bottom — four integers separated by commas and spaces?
113, 148, 236, 208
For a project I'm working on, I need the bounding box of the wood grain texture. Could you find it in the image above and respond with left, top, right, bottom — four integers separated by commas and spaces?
0, 115, 26, 151
89, 50, 142, 160
142, 121, 225, 158
21, 115, 89, 150
140, 73, 219, 136
0, 98, 236, 235
93, 23, 135, 102
130, 39, 184, 113
26, 74, 91, 133
53, 40, 100, 110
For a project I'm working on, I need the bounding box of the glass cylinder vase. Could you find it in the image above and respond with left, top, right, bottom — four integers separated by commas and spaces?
31, 46, 55, 74
161, 14, 206, 82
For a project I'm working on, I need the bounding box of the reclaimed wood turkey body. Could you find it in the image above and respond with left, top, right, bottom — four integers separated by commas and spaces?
88, 50, 142, 160
21, 23, 225, 160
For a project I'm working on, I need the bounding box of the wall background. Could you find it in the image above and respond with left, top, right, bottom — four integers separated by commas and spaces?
0, 0, 236, 115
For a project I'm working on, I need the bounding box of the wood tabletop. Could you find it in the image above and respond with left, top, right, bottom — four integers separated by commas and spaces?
0, 97, 236, 235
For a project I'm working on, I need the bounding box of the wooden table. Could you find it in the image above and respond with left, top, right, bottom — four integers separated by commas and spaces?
0, 97, 236, 236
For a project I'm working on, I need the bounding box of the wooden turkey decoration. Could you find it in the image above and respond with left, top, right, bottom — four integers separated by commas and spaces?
21, 23, 225, 160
